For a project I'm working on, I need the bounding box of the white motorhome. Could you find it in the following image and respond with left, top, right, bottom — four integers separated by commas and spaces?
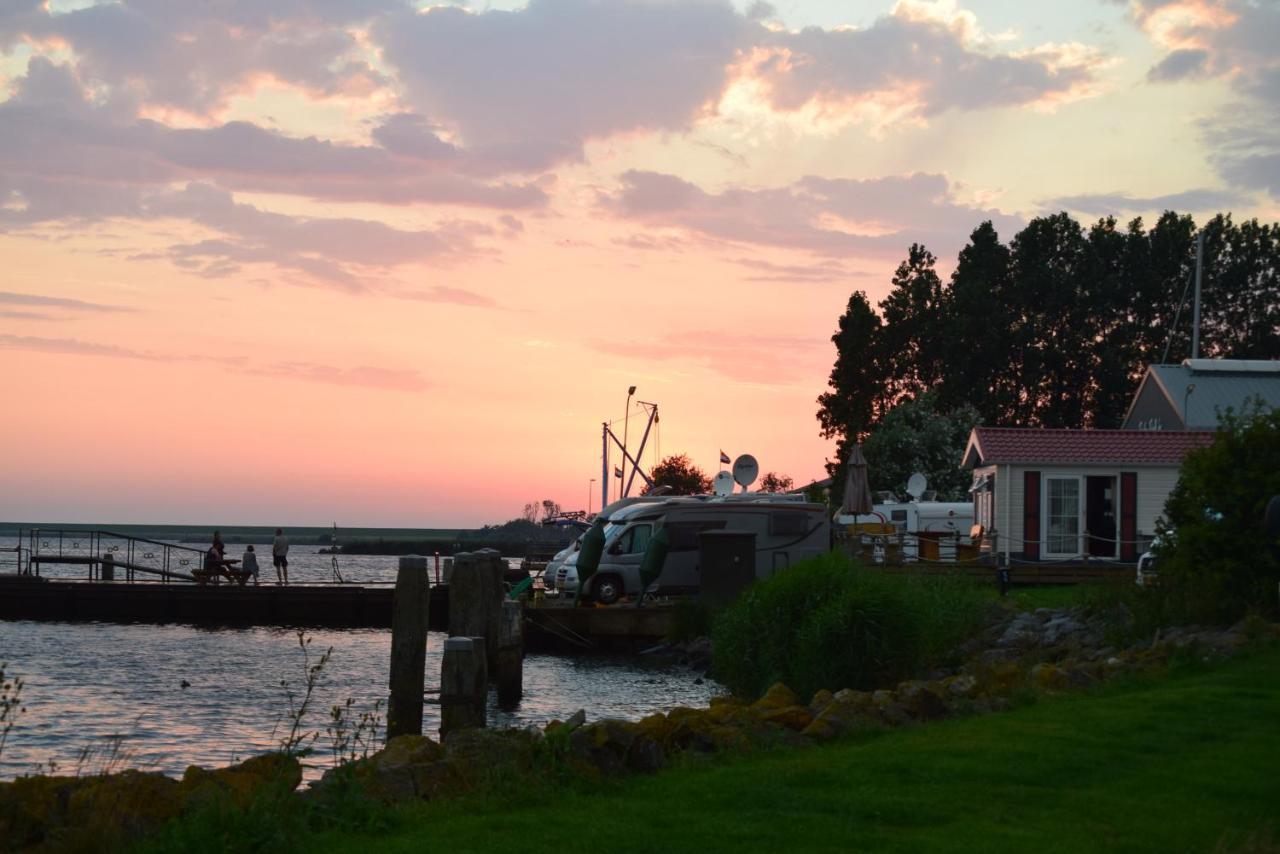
835, 499, 974, 561
573, 495, 830, 604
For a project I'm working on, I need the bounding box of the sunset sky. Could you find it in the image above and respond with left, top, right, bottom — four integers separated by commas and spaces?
1, 0, 1277, 526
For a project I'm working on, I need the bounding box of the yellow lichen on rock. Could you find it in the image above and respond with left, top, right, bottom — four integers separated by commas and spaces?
751, 683, 801, 711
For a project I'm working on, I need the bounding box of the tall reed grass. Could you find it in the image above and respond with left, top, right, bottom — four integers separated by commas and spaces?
711, 553, 988, 700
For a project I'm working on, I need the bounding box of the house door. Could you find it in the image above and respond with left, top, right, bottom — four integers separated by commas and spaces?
1085, 476, 1117, 558
1044, 476, 1082, 558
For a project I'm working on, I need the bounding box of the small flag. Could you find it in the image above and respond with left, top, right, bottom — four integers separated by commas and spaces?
719, 450, 731, 465
614, 466, 623, 478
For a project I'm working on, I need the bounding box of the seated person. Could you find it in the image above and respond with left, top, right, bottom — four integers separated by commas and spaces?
196, 546, 241, 584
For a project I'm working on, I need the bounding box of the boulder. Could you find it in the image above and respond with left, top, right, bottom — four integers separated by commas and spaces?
982, 661, 1024, 696
180, 753, 301, 810
870, 690, 912, 726
809, 689, 834, 711
317, 735, 450, 803
0, 773, 176, 850
1043, 617, 1086, 646
569, 719, 665, 775
751, 683, 801, 711
943, 674, 979, 699
832, 689, 873, 711
756, 704, 813, 732
1030, 663, 1070, 692
894, 681, 949, 721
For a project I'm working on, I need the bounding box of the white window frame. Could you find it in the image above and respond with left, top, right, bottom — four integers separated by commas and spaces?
1043, 475, 1083, 558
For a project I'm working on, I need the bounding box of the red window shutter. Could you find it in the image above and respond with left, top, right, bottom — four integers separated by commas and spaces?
1120, 472, 1138, 562
1023, 471, 1041, 561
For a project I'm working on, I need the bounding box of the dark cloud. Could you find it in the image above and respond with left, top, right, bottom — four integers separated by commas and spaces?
0, 59, 547, 210
0, 333, 430, 392
593, 331, 825, 385
1047, 188, 1242, 215
1133, 0, 1280, 196
753, 13, 1101, 118
602, 170, 1023, 261
374, 0, 748, 171
1147, 48, 1208, 82
1, 1, 403, 112
0, 291, 133, 313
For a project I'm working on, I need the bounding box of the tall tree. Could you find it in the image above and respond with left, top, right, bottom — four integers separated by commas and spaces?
1201, 215, 1280, 359
940, 221, 1015, 422
1007, 212, 1092, 427
816, 291, 886, 470
878, 244, 947, 404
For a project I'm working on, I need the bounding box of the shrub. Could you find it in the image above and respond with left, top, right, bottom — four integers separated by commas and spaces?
1158, 402, 1280, 624
710, 553, 987, 700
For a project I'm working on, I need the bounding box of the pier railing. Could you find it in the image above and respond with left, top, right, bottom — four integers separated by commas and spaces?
22, 529, 206, 582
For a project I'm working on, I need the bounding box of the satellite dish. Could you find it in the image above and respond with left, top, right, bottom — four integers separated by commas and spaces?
713, 470, 735, 496
732, 454, 759, 489
906, 472, 928, 501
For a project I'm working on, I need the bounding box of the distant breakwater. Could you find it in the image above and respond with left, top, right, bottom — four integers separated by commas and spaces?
336, 536, 572, 557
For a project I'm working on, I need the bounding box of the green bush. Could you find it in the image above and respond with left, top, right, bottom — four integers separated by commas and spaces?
711, 553, 987, 700
1158, 402, 1280, 624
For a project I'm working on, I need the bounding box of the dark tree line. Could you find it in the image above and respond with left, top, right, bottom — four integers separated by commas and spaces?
817, 211, 1280, 481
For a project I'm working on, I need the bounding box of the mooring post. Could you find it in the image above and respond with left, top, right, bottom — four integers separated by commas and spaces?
100, 552, 114, 582
496, 599, 524, 709
448, 551, 503, 675
387, 555, 430, 738
439, 636, 486, 736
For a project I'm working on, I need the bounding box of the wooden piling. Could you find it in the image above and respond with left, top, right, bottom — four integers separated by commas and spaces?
496, 599, 523, 709
387, 555, 430, 738
99, 552, 114, 582
447, 551, 504, 674
439, 636, 486, 736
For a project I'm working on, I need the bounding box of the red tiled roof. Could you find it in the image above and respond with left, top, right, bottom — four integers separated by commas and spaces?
965, 427, 1217, 467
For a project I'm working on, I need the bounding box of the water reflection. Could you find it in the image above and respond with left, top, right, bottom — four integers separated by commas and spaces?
0, 620, 720, 781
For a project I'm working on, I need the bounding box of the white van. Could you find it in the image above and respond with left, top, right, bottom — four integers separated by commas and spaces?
579, 496, 830, 604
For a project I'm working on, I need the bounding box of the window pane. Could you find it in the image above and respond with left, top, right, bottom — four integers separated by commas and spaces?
629, 524, 652, 554
1046, 478, 1079, 554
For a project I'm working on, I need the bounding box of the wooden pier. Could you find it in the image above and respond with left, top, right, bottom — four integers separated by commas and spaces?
0, 574, 447, 629
0, 575, 672, 650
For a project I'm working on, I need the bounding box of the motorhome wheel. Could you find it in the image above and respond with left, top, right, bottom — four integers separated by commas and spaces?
594, 574, 623, 605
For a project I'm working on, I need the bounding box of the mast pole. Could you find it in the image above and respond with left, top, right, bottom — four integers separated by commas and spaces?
1192, 231, 1204, 360
601, 422, 609, 513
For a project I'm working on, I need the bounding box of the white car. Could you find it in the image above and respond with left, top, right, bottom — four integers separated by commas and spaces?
1136, 535, 1163, 587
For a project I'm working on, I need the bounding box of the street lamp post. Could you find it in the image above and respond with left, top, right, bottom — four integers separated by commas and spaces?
621, 385, 636, 501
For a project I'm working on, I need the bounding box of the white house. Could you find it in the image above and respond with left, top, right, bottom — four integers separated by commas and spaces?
961, 428, 1214, 563
1123, 359, 1280, 430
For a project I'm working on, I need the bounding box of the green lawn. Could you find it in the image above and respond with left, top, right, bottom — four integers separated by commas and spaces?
991, 584, 1100, 611
314, 647, 1280, 854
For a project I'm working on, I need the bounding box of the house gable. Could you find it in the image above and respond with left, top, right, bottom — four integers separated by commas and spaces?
1122, 371, 1183, 430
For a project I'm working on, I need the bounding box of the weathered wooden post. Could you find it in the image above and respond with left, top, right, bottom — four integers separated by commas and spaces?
439, 636, 486, 736
448, 550, 503, 674
100, 552, 115, 582
387, 555, 430, 738
496, 599, 524, 709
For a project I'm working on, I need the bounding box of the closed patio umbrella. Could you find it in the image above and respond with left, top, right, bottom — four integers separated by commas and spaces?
840, 444, 874, 517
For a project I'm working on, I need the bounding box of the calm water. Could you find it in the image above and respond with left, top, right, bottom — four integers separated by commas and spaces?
0, 539, 722, 781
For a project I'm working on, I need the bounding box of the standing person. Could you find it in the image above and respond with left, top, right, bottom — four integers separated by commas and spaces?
242, 544, 260, 586
272, 528, 290, 585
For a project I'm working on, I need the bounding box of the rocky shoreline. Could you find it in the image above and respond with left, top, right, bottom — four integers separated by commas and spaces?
3, 608, 1275, 848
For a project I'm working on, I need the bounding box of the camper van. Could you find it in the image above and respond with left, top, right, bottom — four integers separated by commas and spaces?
569, 495, 830, 604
